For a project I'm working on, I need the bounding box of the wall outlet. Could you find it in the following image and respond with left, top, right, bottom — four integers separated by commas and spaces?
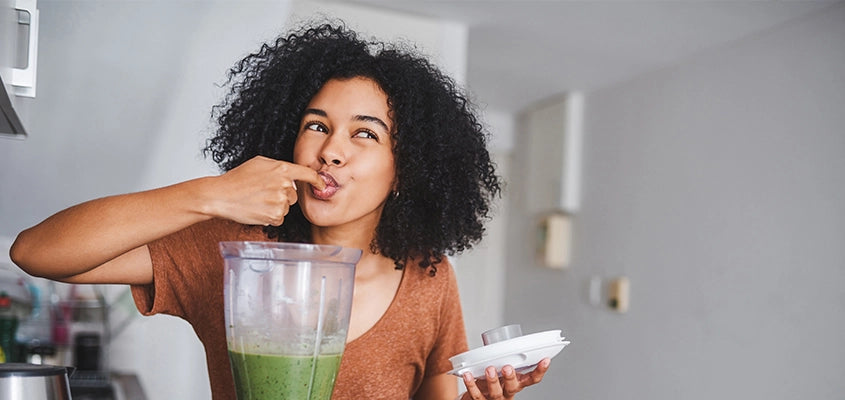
537, 212, 572, 269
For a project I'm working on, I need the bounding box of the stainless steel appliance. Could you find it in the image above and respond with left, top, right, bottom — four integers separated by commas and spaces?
0, 362, 73, 400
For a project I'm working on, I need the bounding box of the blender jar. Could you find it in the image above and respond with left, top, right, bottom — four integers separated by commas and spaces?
220, 241, 360, 400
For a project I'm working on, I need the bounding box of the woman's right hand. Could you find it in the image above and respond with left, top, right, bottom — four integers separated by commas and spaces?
204, 156, 325, 226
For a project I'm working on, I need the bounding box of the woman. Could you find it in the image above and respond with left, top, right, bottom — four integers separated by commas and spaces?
10, 22, 550, 399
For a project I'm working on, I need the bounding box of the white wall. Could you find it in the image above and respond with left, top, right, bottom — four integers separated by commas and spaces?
505, 4, 845, 399
0, 1, 483, 398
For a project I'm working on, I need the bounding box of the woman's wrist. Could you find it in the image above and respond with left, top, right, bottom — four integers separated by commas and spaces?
182, 176, 224, 220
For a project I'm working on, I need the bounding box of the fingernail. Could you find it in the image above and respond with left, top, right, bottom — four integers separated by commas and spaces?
503, 365, 514, 376
486, 367, 497, 379
463, 372, 472, 383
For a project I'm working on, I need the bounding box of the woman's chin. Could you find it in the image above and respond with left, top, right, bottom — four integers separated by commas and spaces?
300, 204, 339, 226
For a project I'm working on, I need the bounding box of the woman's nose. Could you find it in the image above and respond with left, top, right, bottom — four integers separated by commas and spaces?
324, 157, 342, 165
320, 134, 346, 166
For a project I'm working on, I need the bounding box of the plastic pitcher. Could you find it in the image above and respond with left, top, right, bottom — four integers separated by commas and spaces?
220, 241, 361, 400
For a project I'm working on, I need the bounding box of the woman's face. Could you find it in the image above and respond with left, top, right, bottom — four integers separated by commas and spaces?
294, 77, 396, 232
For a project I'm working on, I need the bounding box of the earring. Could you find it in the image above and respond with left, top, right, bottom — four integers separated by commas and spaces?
391, 190, 400, 199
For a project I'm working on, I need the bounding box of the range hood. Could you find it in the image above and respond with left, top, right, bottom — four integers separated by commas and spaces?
1, 0, 39, 139
1, 73, 26, 138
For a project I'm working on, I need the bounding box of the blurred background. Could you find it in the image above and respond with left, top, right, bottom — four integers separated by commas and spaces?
2, 0, 843, 399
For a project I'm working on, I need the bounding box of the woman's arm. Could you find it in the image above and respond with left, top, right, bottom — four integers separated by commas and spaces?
12, 177, 215, 283
10, 156, 323, 284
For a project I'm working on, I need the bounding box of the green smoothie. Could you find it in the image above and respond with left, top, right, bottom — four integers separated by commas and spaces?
228, 350, 343, 400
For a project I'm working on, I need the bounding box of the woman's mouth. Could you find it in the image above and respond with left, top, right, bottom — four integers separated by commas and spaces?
311, 172, 339, 200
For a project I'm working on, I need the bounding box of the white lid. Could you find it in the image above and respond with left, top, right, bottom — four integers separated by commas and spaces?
448, 329, 569, 377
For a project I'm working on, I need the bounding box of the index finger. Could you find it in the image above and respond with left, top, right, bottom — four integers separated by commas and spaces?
285, 163, 326, 190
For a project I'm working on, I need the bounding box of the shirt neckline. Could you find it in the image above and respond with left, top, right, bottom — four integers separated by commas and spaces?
344, 263, 410, 348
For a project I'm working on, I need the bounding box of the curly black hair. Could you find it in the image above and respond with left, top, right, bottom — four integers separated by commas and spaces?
204, 21, 501, 274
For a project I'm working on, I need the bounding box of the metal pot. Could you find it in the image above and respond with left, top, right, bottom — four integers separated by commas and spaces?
0, 363, 73, 400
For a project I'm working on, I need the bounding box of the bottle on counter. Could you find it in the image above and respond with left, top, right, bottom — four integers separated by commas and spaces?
0, 291, 20, 362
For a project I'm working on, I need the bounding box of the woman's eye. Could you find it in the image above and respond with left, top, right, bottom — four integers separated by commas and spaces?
306, 122, 327, 133
354, 130, 378, 140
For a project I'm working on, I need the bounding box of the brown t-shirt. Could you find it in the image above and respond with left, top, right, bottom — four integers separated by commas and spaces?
131, 219, 468, 399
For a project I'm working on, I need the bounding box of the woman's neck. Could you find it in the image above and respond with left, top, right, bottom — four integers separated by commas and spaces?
310, 223, 395, 280
310, 224, 373, 251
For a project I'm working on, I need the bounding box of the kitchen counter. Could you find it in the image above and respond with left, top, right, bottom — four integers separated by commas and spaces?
70, 371, 147, 400
111, 372, 147, 400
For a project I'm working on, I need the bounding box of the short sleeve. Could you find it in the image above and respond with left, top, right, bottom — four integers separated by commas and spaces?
130, 219, 265, 320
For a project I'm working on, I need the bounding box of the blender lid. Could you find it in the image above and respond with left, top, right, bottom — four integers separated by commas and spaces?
448, 329, 570, 377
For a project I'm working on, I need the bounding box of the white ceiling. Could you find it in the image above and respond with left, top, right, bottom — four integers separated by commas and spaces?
343, 0, 839, 114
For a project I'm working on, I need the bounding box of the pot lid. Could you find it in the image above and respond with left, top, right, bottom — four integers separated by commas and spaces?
0, 363, 72, 377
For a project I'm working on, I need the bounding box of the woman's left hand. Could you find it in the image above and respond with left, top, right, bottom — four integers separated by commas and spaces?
460, 358, 551, 400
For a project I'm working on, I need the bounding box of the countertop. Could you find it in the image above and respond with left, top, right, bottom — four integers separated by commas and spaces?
112, 372, 148, 400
